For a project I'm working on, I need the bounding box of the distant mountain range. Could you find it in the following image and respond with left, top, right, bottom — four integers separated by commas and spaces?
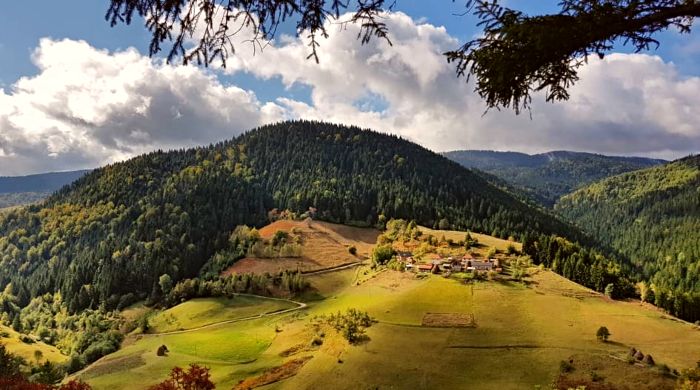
443, 150, 666, 207
0, 170, 90, 208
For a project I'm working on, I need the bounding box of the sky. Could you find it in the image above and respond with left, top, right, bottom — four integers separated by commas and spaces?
0, 1, 699, 175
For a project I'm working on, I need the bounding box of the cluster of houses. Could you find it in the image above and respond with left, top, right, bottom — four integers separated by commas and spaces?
396, 252, 501, 274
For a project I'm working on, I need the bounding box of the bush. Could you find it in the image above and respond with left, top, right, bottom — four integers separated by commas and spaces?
371, 245, 394, 265
559, 360, 574, 373
64, 355, 85, 374
643, 354, 655, 366
589, 371, 604, 382
323, 309, 373, 344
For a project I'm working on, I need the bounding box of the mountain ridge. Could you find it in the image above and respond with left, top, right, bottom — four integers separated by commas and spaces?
556, 155, 700, 321
0, 120, 586, 314
444, 149, 666, 206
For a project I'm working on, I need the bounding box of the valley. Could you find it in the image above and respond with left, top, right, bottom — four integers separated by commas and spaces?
0, 122, 697, 389
58, 221, 698, 389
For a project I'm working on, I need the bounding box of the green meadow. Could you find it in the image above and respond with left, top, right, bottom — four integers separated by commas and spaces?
148, 296, 297, 333
76, 263, 700, 389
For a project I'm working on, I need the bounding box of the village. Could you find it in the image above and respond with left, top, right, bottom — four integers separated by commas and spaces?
395, 251, 503, 276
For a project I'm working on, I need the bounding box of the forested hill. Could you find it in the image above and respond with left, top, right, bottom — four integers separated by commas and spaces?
556, 155, 700, 320
0, 121, 583, 312
444, 150, 665, 207
0, 170, 90, 208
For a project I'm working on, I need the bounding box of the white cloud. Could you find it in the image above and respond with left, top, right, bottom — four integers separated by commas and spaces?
0, 38, 285, 175
221, 11, 700, 159
1, 13, 699, 176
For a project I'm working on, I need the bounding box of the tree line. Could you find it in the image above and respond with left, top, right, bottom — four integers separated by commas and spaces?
0, 120, 583, 317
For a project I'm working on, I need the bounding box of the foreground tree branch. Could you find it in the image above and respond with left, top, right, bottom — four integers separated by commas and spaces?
105, 0, 700, 113
446, 0, 700, 113
105, 0, 393, 66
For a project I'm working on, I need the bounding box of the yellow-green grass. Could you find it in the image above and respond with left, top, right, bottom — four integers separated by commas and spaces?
148, 296, 297, 333
81, 266, 699, 389
77, 317, 288, 389
279, 270, 699, 389
418, 225, 522, 254
0, 324, 68, 364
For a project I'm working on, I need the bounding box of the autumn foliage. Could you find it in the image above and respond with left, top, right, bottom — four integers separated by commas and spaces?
0, 378, 91, 390
148, 364, 215, 390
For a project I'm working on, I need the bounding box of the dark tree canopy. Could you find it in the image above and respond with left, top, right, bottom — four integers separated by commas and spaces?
106, 0, 700, 113
447, 0, 700, 113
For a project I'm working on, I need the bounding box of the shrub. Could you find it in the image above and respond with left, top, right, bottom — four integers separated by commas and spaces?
64, 355, 85, 374
634, 350, 645, 361
371, 245, 394, 265
559, 360, 574, 373
643, 354, 655, 366
596, 326, 610, 342
323, 309, 373, 344
589, 371, 604, 382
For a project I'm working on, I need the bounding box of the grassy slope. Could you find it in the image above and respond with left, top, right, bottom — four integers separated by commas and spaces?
418, 226, 522, 255
148, 297, 297, 333
282, 270, 695, 390
79, 296, 300, 389
78, 229, 698, 390
0, 324, 68, 364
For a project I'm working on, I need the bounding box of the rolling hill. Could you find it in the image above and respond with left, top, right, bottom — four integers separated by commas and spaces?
0, 120, 584, 314
77, 258, 699, 389
444, 150, 665, 207
556, 155, 700, 321
0, 170, 90, 208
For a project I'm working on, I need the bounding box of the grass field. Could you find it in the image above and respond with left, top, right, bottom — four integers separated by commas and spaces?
0, 324, 68, 364
418, 226, 522, 256
148, 296, 297, 333
78, 228, 699, 389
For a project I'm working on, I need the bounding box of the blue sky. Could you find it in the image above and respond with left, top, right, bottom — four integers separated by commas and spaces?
0, 1, 699, 175
2, 1, 697, 98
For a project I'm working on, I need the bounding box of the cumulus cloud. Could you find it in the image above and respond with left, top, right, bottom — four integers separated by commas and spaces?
0, 38, 285, 175
223, 11, 700, 159
1, 13, 698, 175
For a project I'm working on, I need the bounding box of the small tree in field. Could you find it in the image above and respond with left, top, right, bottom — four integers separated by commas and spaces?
596, 326, 610, 342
